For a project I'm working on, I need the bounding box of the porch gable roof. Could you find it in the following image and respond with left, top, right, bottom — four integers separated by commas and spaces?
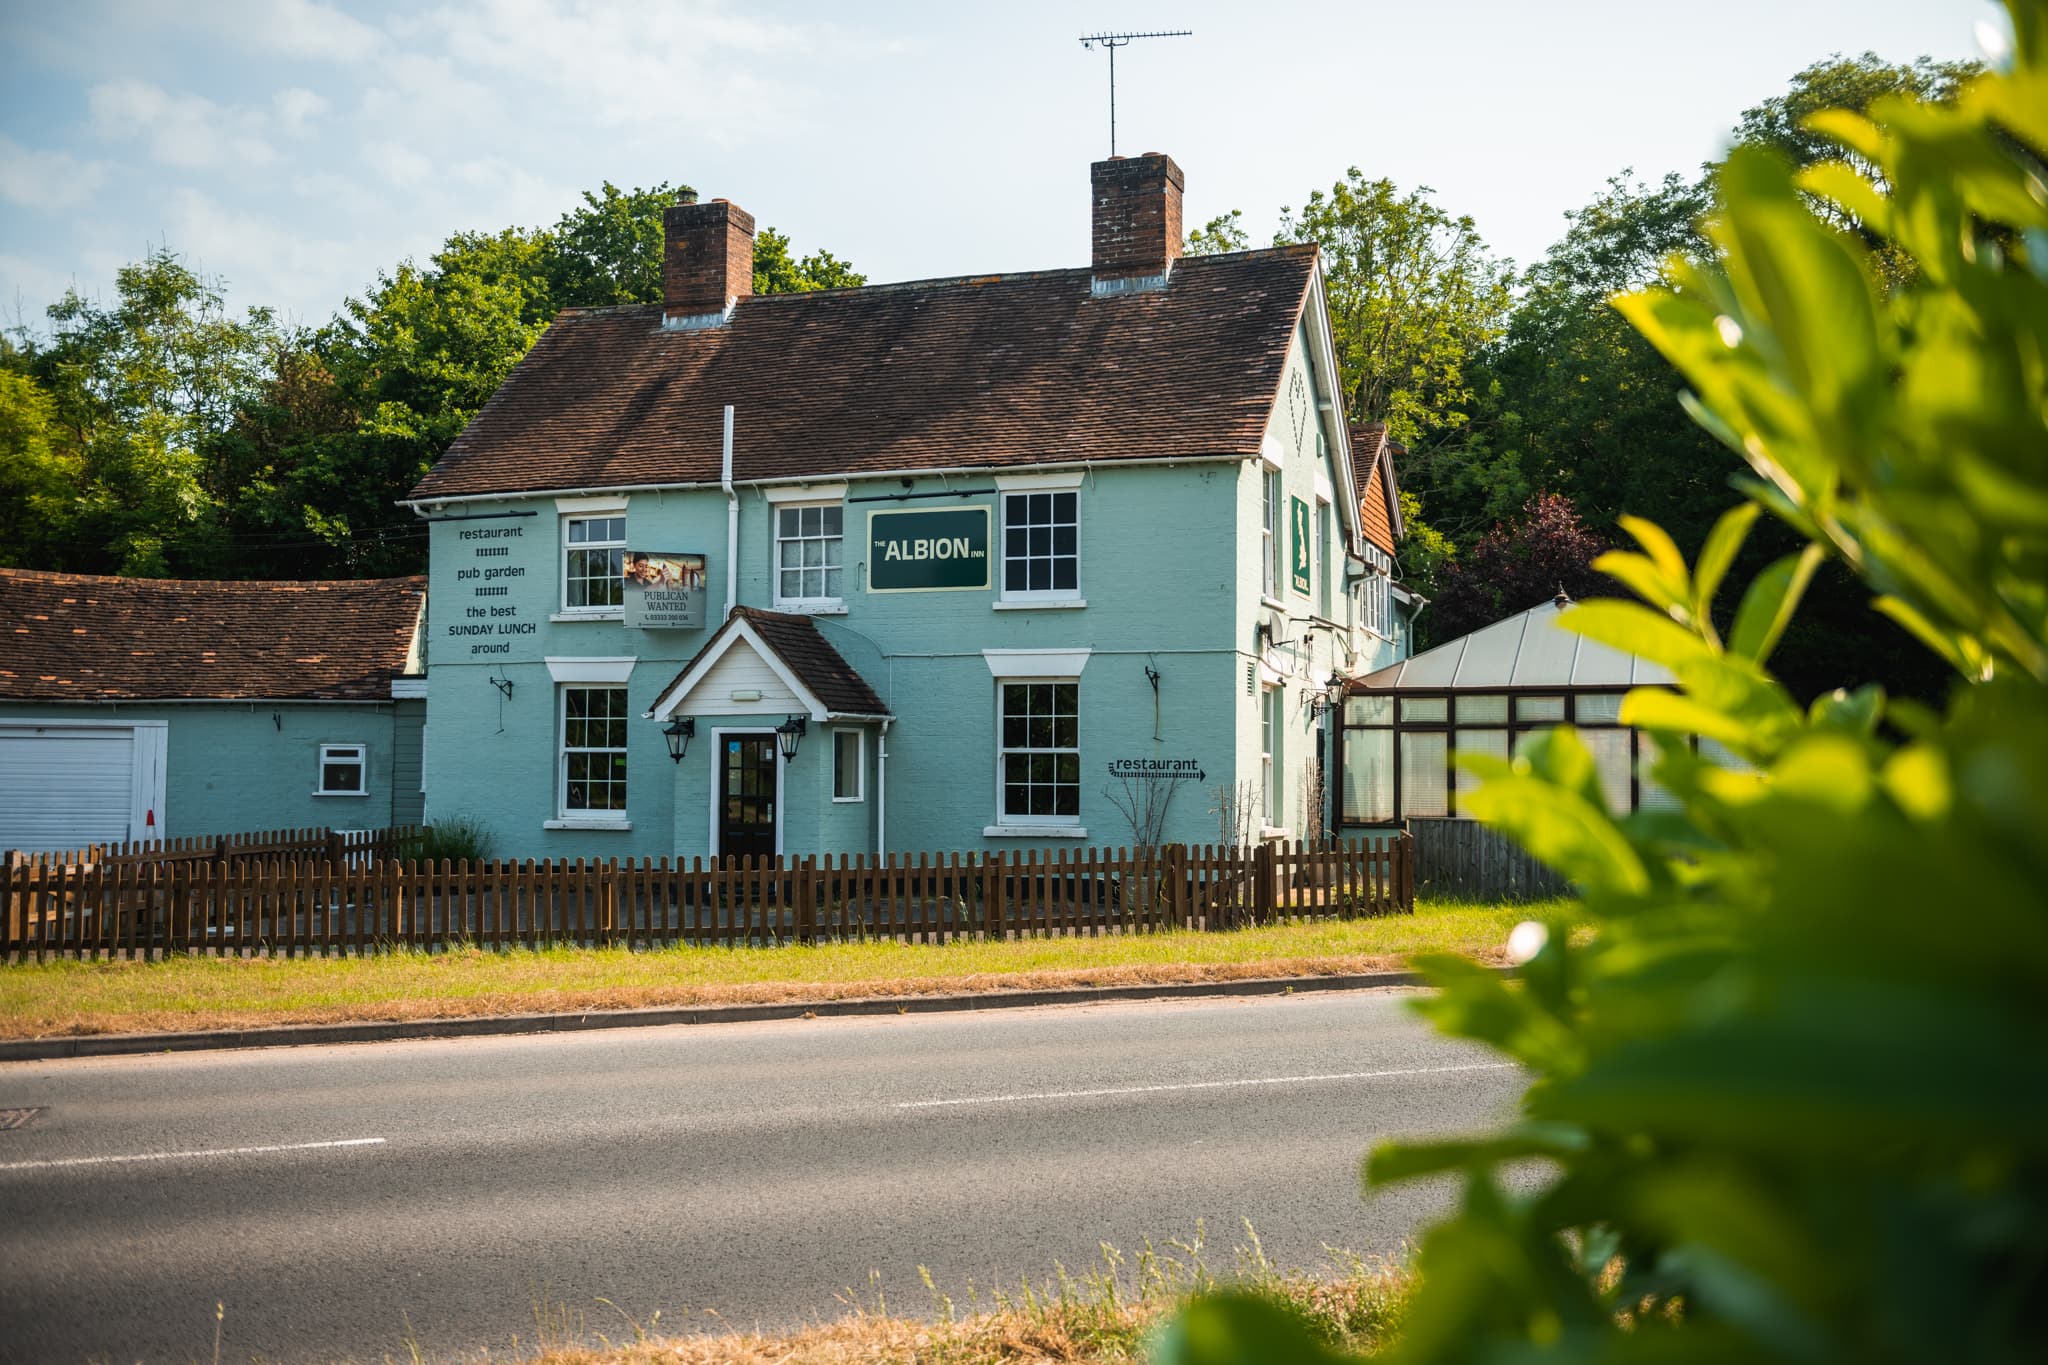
649, 606, 890, 722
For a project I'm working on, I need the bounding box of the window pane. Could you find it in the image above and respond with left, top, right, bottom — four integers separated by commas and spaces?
1638, 733, 1684, 810
779, 508, 798, 536
1456, 694, 1508, 724
822, 506, 842, 535
1342, 728, 1394, 823
1577, 693, 1625, 724
1400, 732, 1449, 818
1518, 696, 1566, 723
834, 730, 860, 799
1584, 727, 1633, 813
1452, 730, 1508, 815
1344, 695, 1392, 726
1400, 697, 1448, 724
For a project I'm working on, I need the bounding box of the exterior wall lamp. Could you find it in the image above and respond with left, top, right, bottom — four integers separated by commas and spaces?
1308, 671, 1347, 719
776, 714, 807, 761
662, 716, 695, 763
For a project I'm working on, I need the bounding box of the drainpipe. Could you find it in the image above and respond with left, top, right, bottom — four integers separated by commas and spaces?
721, 404, 738, 619
875, 718, 890, 853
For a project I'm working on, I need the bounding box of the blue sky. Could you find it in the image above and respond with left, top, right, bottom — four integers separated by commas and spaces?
0, 0, 1995, 332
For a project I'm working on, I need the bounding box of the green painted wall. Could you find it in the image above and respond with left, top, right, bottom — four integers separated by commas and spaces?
0, 700, 418, 839
419, 340, 1406, 860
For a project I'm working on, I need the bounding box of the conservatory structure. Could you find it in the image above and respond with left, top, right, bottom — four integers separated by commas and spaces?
1336, 594, 1680, 828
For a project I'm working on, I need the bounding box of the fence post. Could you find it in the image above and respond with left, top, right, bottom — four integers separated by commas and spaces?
1164, 843, 1187, 931
1252, 840, 1275, 927
796, 856, 815, 946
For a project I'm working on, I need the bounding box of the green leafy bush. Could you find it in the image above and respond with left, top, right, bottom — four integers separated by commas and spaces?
1161, 4, 2048, 1361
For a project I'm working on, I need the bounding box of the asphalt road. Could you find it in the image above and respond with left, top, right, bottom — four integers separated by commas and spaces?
0, 989, 1522, 1364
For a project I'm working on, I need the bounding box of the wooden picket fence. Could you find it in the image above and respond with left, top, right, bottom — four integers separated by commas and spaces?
1, 836, 1411, 962
5, 824, 424, 874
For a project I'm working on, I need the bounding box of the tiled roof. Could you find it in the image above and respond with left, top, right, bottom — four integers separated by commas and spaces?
0, 570, 425, 702
1349, 423, 1400, 555
408, 247, 1319, 501
662, 606, 889, 718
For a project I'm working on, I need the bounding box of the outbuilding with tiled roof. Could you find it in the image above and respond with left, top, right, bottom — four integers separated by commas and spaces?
0, 569, 426, 852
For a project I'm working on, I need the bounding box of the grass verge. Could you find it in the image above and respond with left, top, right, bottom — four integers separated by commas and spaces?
491, 1228, 1412, 1365
0, 899, 1577, 1040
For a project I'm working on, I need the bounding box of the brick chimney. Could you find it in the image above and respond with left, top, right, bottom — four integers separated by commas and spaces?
662, 191, 755, 329
1091, 153, 1183, 294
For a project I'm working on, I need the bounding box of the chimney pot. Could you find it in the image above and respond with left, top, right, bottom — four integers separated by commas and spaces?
1091, 152, 1184, 289
662, 196, 755, 327
677, 188, 698, 204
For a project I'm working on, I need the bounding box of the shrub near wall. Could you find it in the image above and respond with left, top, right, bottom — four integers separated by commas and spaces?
1167, 8, 2048, 1362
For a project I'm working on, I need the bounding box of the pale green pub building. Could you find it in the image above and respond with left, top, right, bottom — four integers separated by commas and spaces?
404, 154, 1413, 861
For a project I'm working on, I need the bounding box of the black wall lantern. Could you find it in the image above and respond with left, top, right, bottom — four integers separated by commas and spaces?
776, 714, 807, 760
662, 715, 695, 763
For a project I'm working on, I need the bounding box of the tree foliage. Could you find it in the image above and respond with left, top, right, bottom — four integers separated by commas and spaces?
1278, 171, 1516, 445
1164, 7, 2048, 1361
1427, 492, 1612, 641
0, 181, 862, 579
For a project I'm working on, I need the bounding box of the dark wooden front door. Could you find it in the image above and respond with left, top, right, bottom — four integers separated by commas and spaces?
719, 734, 777, 859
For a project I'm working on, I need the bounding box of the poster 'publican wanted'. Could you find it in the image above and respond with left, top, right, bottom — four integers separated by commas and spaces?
625, 552, 708, 629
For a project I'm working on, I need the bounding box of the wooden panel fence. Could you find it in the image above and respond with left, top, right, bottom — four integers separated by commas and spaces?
1, 836, 1412, 962
1407, 817, 1568, 902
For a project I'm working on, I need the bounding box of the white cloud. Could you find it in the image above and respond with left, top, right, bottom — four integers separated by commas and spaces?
365, 140, 434, 187
87, 81, 279, 169
273, 87, 331, 133
195, 0, 383, 64
0, 136, 109, 212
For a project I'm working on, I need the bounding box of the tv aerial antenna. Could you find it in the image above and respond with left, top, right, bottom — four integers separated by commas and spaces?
1078, 29, 1191, 156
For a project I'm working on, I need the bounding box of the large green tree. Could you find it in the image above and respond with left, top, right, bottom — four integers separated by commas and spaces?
1278, 171, 1516, 446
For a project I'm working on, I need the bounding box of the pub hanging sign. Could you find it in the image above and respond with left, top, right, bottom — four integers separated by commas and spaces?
625, 551, 708, 629
867, 506, 991, 592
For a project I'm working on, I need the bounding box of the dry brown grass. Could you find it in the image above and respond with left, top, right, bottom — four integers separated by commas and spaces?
504, 1248, 1414, 1365
1, 900, 1579, 1040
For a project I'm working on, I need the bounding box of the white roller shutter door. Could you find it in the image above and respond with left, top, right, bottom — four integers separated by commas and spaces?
0, 722, 167, 853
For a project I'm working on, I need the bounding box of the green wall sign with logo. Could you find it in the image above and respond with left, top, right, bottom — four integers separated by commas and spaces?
1290, 495, 1312, 596
867, 506, 992, 592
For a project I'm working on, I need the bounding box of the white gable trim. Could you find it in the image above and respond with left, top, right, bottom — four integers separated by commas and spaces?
1301, 267, 1365, 551
649, 620, 827, 722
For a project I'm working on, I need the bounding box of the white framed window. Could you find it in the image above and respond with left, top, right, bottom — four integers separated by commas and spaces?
559, 685, 628, 818
1260, 685, 1281, 827
1001, 491, 1079, 600
1361, 545, 1392, 638
775, 503, 844, 607
832, 728, 864, 802
1262, 468, 1282, 600
997, 681, 1080, 824
317, 743, 366, 796
563, 514, 626, 611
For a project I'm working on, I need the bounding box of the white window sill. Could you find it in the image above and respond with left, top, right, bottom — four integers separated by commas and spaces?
773, 602, 848, 615
1260, 595, 1288, 612
992, 599, 1086, 611
984, 825, 1088, 839
544, 818, 633, 831
1259, 825, 1291, 841
832, 795, 866, 804
551, 610, 623, 622
312, 790, 370, 798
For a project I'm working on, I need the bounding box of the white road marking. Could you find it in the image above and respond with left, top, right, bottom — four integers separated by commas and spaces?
896, 1061, 1518, 1109
0, 1137, 387, 1173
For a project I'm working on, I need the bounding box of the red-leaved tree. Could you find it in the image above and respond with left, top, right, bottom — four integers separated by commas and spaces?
1424, 492, 1610, 644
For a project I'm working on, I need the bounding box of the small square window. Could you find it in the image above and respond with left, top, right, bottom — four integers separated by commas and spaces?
318, 744, 366, 795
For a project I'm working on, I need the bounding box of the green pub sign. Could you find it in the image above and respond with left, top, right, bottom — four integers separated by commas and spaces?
867, 506, 992, 592
1289, 495, 1312, 596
